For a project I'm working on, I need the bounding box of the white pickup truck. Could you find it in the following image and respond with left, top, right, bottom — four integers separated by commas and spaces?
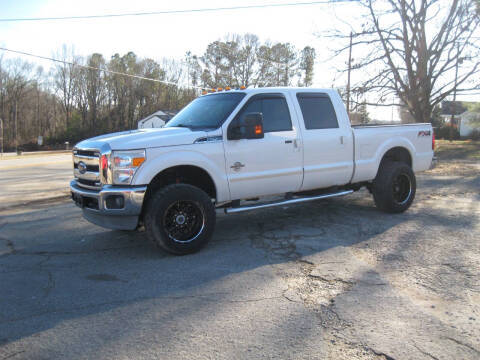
70, 87, 435, 254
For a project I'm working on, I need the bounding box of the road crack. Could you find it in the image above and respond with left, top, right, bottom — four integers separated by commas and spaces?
1, 350, 26, 360
443, 336, 480, 355
413, 344, 440, 360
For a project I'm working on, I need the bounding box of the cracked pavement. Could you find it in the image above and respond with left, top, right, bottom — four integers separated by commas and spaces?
0, 156, 479, 359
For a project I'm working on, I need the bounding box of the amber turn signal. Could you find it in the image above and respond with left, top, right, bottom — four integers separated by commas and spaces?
132, 157, 145, 167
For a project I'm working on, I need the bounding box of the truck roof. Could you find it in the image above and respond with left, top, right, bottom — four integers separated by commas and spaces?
203, 87, 338, 96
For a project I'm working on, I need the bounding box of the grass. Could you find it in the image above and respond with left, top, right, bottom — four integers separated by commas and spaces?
435, 140, 480, 161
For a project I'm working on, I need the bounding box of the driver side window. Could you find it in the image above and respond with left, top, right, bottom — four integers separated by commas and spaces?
236, 96, 292, 133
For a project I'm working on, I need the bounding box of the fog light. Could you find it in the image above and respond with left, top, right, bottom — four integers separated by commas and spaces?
105, 195, 124, 209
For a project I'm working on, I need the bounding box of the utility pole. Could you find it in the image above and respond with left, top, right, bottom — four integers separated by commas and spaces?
15, 100, 18, 154
0, 117, 3, 159
450, 44, 463, 142
346, 31, 353, 116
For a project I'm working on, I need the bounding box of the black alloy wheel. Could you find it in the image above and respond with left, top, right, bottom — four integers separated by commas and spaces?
145, 184, 216, 255
372, 161, 416, 213
163, 200, 205, 243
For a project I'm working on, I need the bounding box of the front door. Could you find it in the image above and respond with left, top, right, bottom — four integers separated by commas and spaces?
223, 93, 303, 200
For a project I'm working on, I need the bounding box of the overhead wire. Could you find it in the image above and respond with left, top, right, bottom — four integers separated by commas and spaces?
0, 1, 361, 88
0, 1, 359, 22
0, 47, 206, 90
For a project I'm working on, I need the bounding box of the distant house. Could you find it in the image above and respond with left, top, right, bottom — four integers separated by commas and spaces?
440, 101, 479, 127
138, 110, 177, 129
440, 101, 480, 137
459, 112, 480, 137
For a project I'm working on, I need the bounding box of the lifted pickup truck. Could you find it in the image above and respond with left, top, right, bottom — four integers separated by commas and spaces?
71, 88, 435, 254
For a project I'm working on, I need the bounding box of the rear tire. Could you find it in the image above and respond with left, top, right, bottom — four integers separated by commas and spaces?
372, 161, 416, 213
144, 184, 216, 255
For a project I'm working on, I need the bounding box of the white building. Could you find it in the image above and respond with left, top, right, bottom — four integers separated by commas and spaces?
138, 110, 176, 129
459, 112, 480, 138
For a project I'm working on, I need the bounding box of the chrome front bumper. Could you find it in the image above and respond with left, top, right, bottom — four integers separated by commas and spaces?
70, 180, 147, 230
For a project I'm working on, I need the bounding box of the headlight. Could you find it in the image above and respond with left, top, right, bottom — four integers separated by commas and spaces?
111, 149, 146, 185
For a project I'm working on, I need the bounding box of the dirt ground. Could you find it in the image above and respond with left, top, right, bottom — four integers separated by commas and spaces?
0, 141, 478, 360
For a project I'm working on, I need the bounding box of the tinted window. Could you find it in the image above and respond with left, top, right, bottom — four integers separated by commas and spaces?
166, 92, 246, 129
297, 94, 339, 129
237, 96, 292, 133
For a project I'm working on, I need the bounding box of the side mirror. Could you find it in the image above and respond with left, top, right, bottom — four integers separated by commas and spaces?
228, 112, 264, 140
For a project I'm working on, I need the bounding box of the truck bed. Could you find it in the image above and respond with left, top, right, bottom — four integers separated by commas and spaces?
351, 123, 434, 183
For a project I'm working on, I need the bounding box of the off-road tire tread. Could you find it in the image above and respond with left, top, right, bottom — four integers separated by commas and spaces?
144, 184, 215, 255
372, 161, 416, 213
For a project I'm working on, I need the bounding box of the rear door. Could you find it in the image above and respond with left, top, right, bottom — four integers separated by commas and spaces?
293, 92, 354, 190
223, 93, 303, 200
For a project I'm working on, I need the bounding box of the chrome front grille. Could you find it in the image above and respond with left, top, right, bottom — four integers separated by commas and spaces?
73, 149, 101, 190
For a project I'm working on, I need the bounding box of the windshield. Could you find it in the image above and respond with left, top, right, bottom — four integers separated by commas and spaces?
166, 92, 246, 130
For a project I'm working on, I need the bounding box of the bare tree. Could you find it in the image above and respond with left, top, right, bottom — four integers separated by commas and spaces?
85, 53, 106, 134
54, 45, 80, 130
237, 34, 259, 87
330, 0, 480, 123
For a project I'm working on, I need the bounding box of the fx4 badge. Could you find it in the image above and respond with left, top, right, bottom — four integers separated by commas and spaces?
418, 130, 431, 137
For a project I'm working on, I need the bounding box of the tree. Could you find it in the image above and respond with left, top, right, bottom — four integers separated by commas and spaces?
85, 53, 106, 134
54, 45, 79, 131
236, 34, 258, 87
201, 41, 225, 88
330, 0, 480, 123
299, 46, 316, 87
254, 42, 298, 87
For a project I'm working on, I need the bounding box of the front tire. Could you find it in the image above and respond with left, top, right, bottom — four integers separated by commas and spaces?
372, 161, 416, 213
144, 184, 216, 255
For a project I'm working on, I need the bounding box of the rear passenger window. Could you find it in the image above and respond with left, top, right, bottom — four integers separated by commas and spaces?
297, 94, 339, 129
237, 96, 292, 133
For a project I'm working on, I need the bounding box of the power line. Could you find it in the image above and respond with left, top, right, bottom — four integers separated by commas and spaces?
0, 1, 358, 22
0, 46, 293, 87
0, 47, 206, 90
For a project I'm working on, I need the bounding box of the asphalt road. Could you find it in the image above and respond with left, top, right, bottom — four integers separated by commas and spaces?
0, 153, 72, 209
0, 157, 479, 359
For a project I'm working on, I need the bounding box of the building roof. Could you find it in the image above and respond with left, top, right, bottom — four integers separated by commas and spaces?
138, 110, 177, 127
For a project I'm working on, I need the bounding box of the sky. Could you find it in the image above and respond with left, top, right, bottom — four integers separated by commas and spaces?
0, 0, 478, 121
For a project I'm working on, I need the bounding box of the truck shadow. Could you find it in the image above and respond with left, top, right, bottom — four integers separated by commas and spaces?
0, 182, 477, 357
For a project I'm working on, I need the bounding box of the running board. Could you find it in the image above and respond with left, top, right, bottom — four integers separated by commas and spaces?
224, 190, 354, 214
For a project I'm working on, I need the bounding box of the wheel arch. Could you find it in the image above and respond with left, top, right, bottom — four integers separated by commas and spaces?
375, 144, 414, 179
145, 164, 217, 200
133, 149, 231, 202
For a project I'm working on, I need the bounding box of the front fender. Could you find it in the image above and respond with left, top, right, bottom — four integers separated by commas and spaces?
132, 146, 230, 203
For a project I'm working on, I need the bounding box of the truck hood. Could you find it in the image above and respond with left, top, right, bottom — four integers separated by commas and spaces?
75, 127, 208, 151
